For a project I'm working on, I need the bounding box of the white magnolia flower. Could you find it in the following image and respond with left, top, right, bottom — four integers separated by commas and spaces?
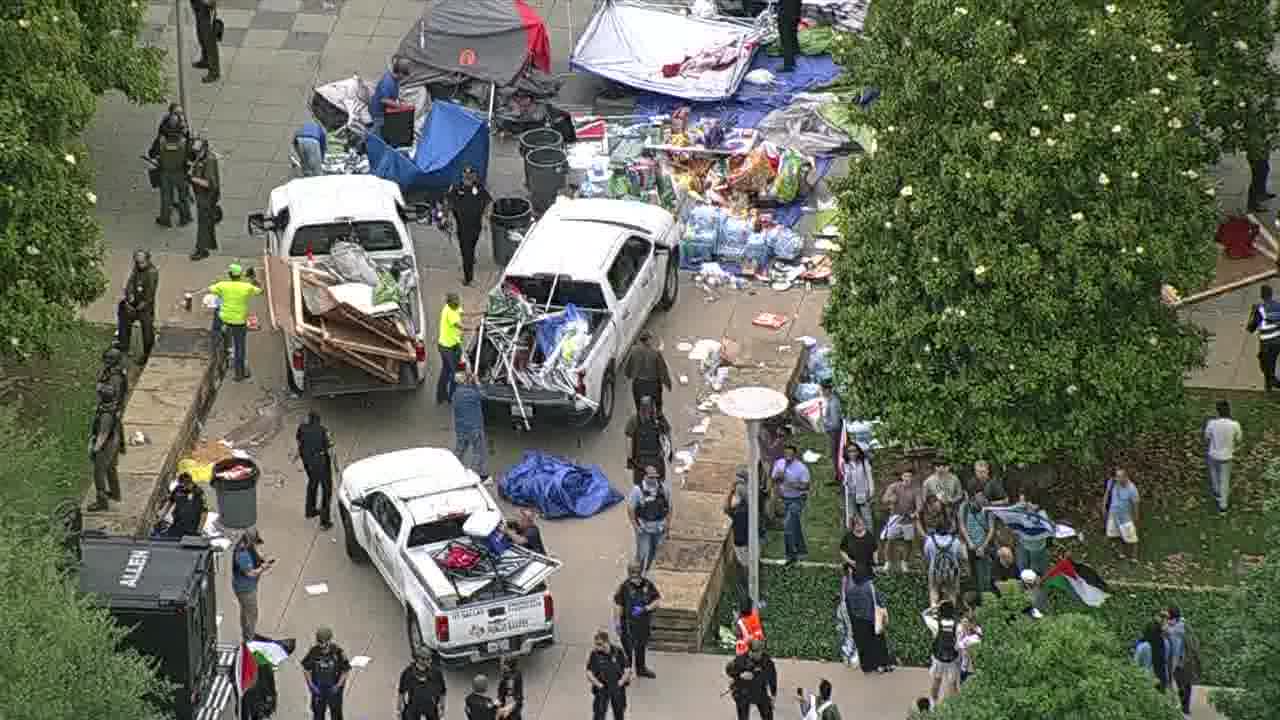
8, 337, 18, 347
924, 344, 932, 353
1151, 44, 1164, 53
989, 130, 1004, 142
888, 274, 898, 284
931, 256, 940, 264
130, 1, 138, 7
1063, 112, 1077, 123
887, 125, 897, 133
1167, 73, 1178, 82
914, 362, 924, 371
51, 14, 59, 22
1169, 118, 1183, 129
1066, 384, 1079, 395
1046, 137, 1058, 147
884, 221, 893, 230
1185, 169, 1199, 179
983, 98, 996, 109
25, 245, 40, 256
1104, 3, 1116, 13
18, 18, 30, 28
1071, 211, 1085, 222
1238, 100, 1248, 108
1205, 187, 1216, 197
1211, 10, 1219, 17
974, 265, 988, 277
1041, 104, 1050, 111
85, 191, 97, 204
1164, 106, 1171, 114
1149, 87, 1163, 96
1013, 53, 1027, 65
954, 6, 968, 15
1098, 173, 1110, 186
957, 309, 967, 318
1030, 126, 1042, 137
1088, 28, 1097, 37
1136, 246, 1145, 254
1111, 124, 1123, 133
964, 171, 972, 179
1234, 40, 1249, 51
1130, 170, 1140, 179
1129, 54, 1137, 62
1148, 336, 1159, 346
1008, 363, 1016, 371
64, 153, 76, 165
1212, 79, 1220, 87
900, 185, 914, 198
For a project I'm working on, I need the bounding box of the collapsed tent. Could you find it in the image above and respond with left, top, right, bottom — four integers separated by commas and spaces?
500, 451, 623, 519
571, 0, 770, 101
367, 101, 490, 193
396, 0, 551, 88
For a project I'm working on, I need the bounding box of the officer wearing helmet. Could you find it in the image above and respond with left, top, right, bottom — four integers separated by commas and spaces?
148, 104, 193, 228
208, 263, 261, 381
397, 651, 446, 720
116, 249, 159, 359
188, 137, 221, 261
98, 346, 129, 412
87, 382, 125, 512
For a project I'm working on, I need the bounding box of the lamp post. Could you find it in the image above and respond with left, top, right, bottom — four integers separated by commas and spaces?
717, 386, 788, 607
174, 0, 189, 114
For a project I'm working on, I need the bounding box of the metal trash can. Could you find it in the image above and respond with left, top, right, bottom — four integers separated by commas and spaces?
210, 458, 260, 529
525, 147, 567, 216
518, 127, 563, 158
491, 198, 533, 265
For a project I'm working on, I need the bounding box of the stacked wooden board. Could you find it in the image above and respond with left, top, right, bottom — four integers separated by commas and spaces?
262, 255, 416, 384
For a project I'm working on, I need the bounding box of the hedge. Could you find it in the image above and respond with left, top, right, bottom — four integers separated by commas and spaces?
705, 564, 1235, 686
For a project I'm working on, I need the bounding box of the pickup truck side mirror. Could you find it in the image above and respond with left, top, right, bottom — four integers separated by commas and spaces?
349, 496, 369, 511
247, 212, 277, 236
405, 202, 434, 225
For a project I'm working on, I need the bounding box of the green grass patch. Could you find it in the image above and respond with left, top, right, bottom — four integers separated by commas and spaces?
705, 563, 1237, 686
0, 322, 112, 527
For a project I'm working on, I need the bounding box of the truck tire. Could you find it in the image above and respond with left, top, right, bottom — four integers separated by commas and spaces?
593, 367, 616, 428
340, 507, 367, 563
656, 256, 679, 311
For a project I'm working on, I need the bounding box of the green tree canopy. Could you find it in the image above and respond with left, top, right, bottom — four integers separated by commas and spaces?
923, 589, 1182, 720
0, 1, 164, 357
826, 0, 1218, 465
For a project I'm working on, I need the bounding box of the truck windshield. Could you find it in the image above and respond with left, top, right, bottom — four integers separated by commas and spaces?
407, 517, 467, 548
289, 221, 402, 256
506, 275, 607, 309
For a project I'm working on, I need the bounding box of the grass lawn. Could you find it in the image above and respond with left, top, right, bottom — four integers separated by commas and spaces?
704, 563, 1237, 686
0, 323, 113, 528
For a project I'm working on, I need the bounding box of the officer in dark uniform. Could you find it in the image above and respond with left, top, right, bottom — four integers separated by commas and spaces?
465, 674, 515, 720
149, 107, 193, 227
1247, 284, 1280, 390
398, 652, 446, 720
87, 384, 125, 512
624, 396, 672, 485
612, 561, 660, 679
726, 639, 778, 720
301, 627, 351, 720
191, 0, 220, 83
161, 472, 208, 538
586, 630, 630, 720
446, 165, 492, 286
188, 137, 221, 261
99, 347, 130, 407
296, 411, 335, 530
117, 249, 160, 359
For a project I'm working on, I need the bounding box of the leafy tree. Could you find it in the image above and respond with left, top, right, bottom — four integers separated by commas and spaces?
923, 589, 1181, 720
0, 524, 170, 719
0, 1, 165, 357
825, 0, 1218, 465
1211, 492, 1280, 720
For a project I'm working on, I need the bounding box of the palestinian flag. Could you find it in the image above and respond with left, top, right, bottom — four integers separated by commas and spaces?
234, 636, 296, 696
1044, 558, 1109, 607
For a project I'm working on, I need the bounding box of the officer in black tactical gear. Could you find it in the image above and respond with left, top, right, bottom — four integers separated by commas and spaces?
87, 383, 125, 512
191, 0, 221, 83
149, 104, 193, 227
188, 137, 221, 261
99, 347, 129, 407
726, 639, 778, 720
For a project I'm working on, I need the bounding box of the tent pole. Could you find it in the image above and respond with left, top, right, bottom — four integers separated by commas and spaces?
567, 0, 575, 61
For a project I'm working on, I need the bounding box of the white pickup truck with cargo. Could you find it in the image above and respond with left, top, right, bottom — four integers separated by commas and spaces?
470, 198, 681, 429
248, 175, 430, 397
338, 447, 563, 664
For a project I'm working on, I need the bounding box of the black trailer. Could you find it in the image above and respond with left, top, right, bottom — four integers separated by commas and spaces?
78, 534, 233, 720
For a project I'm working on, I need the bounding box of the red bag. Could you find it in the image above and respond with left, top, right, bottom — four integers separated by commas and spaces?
443, 545, 481, 570
1216, 217, 1258, 259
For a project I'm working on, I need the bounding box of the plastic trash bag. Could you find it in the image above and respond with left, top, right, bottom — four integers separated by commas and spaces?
745, 68, 776, 86
768, 226, 804, 261
807, 345, 834, 383
718, 215, 752, 260
373, 271, 402, 305
771, 149, 805, 203
688, 204, 722, 235
329, 241, 380, 286
744, 231, 771, 266
795, 397, 826, 433
793, 382, 821, 403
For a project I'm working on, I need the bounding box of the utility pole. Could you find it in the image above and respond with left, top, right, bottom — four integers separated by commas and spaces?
174, 0, 189, 113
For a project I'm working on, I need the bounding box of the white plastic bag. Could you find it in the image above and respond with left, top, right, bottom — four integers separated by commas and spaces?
745, 69, 776, 86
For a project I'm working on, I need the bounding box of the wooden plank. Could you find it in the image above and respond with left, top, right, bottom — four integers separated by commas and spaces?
263, 255, 293, 334
650, 569, 711, 617
683, 460, 740, 495
667, 490, 731, 543
324, 341, 400, 382
319, 317, 415, 361
653, 538, 726, 575
328, 304, 414, 348
1175, 268, 1278, 307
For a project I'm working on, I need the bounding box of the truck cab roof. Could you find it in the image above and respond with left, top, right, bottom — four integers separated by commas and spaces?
342, 447, 491, 524
268, 175, 407, 226
504, 198, 675, 282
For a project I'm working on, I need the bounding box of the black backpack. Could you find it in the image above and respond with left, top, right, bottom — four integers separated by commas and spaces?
636, 485, 669, 522
933, 618, 959, 663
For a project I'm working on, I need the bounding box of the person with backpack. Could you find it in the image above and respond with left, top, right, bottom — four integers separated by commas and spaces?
922, 504, 962, 607
797, 679, 841, 720
923, 601, 962, 706
627, 466, 673, 575
624, 396, 673, 485
1166, 607, 1200, 715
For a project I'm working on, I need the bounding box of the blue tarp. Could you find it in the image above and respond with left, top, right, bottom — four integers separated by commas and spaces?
534, 303, 583, 358
367, 101, 490, 193
500, 451, 623, 519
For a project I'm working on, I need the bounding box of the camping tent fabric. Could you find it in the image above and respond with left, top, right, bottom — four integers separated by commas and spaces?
571, 0, 768, 101
397, 0, 550, 87
367, 101, 490, 193
500, 451, 623, 519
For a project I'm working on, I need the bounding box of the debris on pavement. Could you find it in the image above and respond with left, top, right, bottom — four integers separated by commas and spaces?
304, 583, 330, 595
752, 312, 790, 329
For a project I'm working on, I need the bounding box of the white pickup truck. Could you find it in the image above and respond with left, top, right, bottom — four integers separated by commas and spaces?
338, 447, 562, 664
247, 175, 430, 397
470, 199, 681, 428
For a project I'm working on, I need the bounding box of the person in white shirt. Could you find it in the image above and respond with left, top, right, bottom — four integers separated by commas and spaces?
1203, 399, 1243, 513
842, 442, 874, 533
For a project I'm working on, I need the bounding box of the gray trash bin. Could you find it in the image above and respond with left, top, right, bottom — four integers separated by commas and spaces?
491, 198, 533, 265
210, 458, 260, 529
519, 127, 563, 158
525, 147, 567, 216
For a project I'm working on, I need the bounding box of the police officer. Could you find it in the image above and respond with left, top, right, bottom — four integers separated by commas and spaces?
87, 384, 125, 512
1247, 284, 1280, 390
622, 331, 672, 414
296, 411, 335, 530
398, 652, 446, 720
624, 396, 672, 485
191, 0, 220, 83
445, 165, 491, 286
465, 674, 515, 720
188, 137, 221, 261
301, 627, 351, 720
586, 630, 630, 720
161, 472, 208, 538
612, 561, 660, 679
496, 656, 524, 720
726, 639, 778, 720
149, 107, 193, 227
99, 347, 130, 408
117, 249, 160, 359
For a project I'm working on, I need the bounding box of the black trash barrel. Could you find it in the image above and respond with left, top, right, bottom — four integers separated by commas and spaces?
525, 147, 567, 216
519, 127, 563, 158
491, 198, 533, 265
210, 457, 261, 529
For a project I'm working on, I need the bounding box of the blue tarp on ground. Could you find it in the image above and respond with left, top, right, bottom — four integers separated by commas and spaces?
367, 101, 490, 193
500, 451, 623, 519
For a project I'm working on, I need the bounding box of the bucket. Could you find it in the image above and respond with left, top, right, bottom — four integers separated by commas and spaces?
210, 457, 260, 529
519, 127, 564, 158
491, 197, 533, 265
525, 147, 567, 216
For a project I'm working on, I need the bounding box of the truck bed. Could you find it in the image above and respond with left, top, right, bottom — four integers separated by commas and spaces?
304, 346, 418, 397
472, 305, 610, 390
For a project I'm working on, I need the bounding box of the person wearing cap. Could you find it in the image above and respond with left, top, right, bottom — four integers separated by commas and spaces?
586, 629, 630, 720
624, 396, 672, 485
117, 249, 160, 359
613, 561, 660, 679
1016, 569, 1047, 619
627, 465, 673, 575
209, 263, 262, 381
297, 411, 336, 530
622, 331, 672, 414
725, 638, 778, 720
465, 673, 516, 720
302, 627, 352, 720
231, 529, 274, 641
398, 651, 446, 720
86, 383, 125, 512
160, 472, 208, 538
452, 368, 489, 481
446, 165, 491, 287
437, 293, 465, 404
188, 136, 221, 260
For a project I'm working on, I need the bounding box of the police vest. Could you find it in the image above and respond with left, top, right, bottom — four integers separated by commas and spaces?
157, 137, 187, 172
734, 611, 765, 655
1259, 300, 1280, 342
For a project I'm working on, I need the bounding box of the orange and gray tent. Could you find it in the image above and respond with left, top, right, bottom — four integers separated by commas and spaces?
396, 0, 551, 87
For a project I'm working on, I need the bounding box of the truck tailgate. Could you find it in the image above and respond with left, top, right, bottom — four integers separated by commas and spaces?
305, 348, 417, 397
450, 593, 552, 649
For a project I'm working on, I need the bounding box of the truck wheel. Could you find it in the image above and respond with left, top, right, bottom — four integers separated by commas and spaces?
656, 257, 679, 311
593, 368, 615, 428
340, 507, 367, 563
